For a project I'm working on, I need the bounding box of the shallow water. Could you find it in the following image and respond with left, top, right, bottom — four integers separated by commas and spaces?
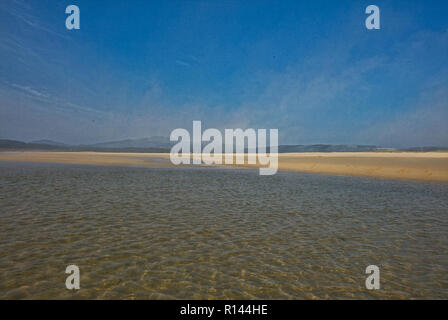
0, 162, 447, 299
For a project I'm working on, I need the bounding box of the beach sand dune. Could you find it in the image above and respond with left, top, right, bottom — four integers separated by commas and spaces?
0, 151, 447, 182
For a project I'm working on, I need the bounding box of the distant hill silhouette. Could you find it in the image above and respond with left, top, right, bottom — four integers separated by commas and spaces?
0, 139, 66, 150
86, 136, 171, 149
0, 139, 169, 153
30, 140, 68, 147
277, 144, 380, 152
1, 138, 446, 153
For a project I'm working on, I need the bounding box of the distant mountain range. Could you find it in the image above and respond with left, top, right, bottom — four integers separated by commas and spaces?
30, 140, 69, 147
0, 138, 446, 153
84, 136, 171, 149
0, 138, 170, 153
277, 144, 381, 152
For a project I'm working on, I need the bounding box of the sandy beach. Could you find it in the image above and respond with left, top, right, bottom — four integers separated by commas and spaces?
275, 152, 448, 182
0, 151, 447, 182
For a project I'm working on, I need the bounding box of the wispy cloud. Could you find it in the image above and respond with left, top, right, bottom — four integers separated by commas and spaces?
5, 0, 68, 39
4, 81, 110, 116
175, 59, 191, 67
10, 83, 49, 98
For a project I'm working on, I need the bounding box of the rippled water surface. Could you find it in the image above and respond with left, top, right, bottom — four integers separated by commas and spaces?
0, 162, 447, 299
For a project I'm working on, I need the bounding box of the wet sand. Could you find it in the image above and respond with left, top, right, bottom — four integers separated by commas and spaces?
0, 151, 447, 182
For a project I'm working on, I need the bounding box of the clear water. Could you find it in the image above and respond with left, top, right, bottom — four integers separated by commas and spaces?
0, 162, 447, 299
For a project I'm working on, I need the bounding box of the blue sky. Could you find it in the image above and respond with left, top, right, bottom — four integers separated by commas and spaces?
0, 0, 447, 147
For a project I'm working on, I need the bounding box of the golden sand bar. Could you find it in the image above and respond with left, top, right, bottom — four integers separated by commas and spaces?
0, 151, 447, 182
275, 152, 448, 182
